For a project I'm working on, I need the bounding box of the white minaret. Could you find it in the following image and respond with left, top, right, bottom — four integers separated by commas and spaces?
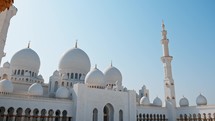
160, 21, 176, 107
0, 6, 17, 65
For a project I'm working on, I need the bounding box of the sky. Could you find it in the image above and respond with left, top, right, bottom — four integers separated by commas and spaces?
2, 0, 215, 106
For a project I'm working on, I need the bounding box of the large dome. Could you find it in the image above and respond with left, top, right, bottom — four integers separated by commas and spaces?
85, 66, 105, 87
104, 64, 122, 85
10, 48, 40, 72
59, 47, 91, 74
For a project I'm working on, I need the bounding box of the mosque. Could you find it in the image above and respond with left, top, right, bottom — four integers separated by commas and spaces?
0, 5, 215, 121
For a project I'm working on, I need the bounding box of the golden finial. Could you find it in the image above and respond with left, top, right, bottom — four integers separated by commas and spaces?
28, 41, 31, 48
75, 40, 78, 48
162, 20, 165, 31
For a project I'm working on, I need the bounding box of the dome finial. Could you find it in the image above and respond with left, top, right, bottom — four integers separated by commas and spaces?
95, 64, 97, 69
28, 41, 31, 48
111, 60, 113, 67
75, 40, 78, 48
162, 20, 165, 31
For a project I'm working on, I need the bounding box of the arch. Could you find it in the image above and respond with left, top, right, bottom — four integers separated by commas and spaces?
119, 110, 123, 121
184, 114, 188, 121
149, 114, 152, 120
24, 108, 31, 121
40, 109, 46, 121
198, 113, 201, 121
153, 114, 156, 120
146, 114, 149, 121
160, 114, 162, 120
62, 82, 64, 86
203, 113, 206, 120
48, 109, 54, 120
62, 110, 67, 121
156, 114, 159, 121
139, 114, 142, 121
15, 107, 23, 121
0, 107, 5, 121
208, 113, 212, 121
103, 103, 114, 121
55, 110, 61, 121
6, 107, 14, 121
32, 108, 39, 121
92, 108, 98, 121
193, 113, 197, 121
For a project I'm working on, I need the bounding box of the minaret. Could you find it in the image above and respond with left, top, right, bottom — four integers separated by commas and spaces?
0, 5, 17, 65
160, 21, 176, 107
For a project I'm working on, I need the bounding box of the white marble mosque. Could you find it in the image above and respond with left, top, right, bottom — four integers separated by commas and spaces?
0, 5, 215, 121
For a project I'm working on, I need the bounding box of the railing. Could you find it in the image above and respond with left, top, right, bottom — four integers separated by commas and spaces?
136, 118, 168, 121
177, 118, 215, 121
0, 114, 72, 121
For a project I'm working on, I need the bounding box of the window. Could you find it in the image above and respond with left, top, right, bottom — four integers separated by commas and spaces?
21, 70, 24, 75
75, 73, 78, 79
79, 73, 82, 79
71, 73, 74, 79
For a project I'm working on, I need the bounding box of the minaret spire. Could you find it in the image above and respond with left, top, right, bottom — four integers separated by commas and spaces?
0, 6, 17, 65
160, 21, 176, 107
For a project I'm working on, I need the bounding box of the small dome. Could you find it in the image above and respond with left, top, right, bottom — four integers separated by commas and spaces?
3, 62, 10, 68
56, 87, 69, 98
153, 97, 162, 107
0, 79, 13, 93
59, 47, 91, 75
196, 94, 207, 106
179, 96, 189, 107
10, 48, 40, 72
28, 83, 43, 96
85, 66, 105, 87
140, 96, 150, 106
104, 64, 122, 85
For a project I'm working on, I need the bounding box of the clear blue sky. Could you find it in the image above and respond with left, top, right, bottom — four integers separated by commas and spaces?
3, 0, 215, 106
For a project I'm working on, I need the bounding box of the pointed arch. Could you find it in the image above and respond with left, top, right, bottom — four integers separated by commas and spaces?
103, 103, 114, 121
92, 108, 98, 121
